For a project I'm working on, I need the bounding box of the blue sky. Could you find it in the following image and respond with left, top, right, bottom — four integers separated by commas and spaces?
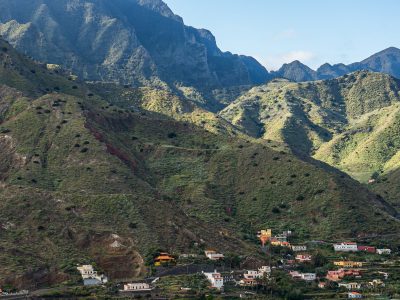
163, 0, 400, 70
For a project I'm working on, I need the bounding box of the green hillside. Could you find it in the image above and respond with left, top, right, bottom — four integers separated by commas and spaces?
0, 39, 399, 289
220, 72, 400, 183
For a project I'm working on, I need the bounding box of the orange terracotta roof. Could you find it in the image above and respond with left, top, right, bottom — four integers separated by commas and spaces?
155, 255, 174, 260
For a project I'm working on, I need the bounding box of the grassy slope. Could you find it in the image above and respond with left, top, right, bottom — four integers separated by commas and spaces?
220, 72, 400, 183
0, 39, 399, 289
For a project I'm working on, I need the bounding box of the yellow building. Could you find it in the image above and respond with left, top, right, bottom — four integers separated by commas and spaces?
333, 261, 363, 268
154, 253, 175, 266
260, 229, 272, 238
270, 239, 291, 247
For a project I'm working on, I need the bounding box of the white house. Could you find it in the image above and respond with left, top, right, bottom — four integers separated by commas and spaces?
77, 265, 108, 286
368, 279, 385, 288
376, 248, 391, 255
203, 270, 224, 290
292, 245, 307, 252
243, 270, 260, 280
204, 250, 224, 261
295, 254, 312, 262
289, 271, 316, 281
301, 273, 316, 281
333, 242, 358, 252
348, 292, 363, 299
339, 282, 361, 290
243, 266, 271, 280
258, 266, 271, 277
123, 283, 152, 292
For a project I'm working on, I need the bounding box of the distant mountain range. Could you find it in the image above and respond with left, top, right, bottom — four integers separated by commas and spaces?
272, 47, 400, 82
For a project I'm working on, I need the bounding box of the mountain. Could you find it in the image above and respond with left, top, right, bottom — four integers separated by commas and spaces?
272, 61, 318, 82
350, 47, 400, 79
0, 0, 269, 94
220, 71, 400, 183
272, 47, 400, 82
1, 38, 399, 289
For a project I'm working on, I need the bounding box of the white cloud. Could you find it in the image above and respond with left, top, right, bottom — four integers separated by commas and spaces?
260, 51, 317, 71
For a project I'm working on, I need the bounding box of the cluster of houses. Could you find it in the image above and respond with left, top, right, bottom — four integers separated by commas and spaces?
72, 232, 394, 298
333, 242, 391, 255
202, 266, 271, 291
151, 250, 225, 267
257, 229, 293, 247
255, 232, 394, 298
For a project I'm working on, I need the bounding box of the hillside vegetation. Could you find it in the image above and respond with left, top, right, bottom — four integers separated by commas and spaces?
0, 39, 399, 288
221, 72, 400, 182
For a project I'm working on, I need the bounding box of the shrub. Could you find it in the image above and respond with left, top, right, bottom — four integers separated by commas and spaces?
272, 207, 281, 214
80, 148, 89, 153
129, 222, 138, 229
296, 195, 305, 201
167, 132, 177, 139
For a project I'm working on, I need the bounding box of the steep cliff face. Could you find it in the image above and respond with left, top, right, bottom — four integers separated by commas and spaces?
0, 0, 269, 90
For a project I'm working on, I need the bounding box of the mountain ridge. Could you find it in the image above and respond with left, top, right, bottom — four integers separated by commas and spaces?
0, 0, 270, 93
220, 70, 400, 184
273, 47, 400, 82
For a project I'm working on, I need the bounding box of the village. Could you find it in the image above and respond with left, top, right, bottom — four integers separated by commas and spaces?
1, 229, 399, 299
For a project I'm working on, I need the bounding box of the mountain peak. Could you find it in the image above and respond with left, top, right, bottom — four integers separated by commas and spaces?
273, 60, 317, 82
0, 0, 269, 95
135, 0, 183, 22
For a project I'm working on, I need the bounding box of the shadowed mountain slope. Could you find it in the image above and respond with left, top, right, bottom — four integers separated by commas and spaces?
0, 0, 269, 93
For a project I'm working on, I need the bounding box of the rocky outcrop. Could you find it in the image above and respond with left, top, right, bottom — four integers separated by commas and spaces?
0, 0, 270, 90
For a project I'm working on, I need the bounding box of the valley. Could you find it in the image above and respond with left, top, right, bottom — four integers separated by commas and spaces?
0, 0, 399, 298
